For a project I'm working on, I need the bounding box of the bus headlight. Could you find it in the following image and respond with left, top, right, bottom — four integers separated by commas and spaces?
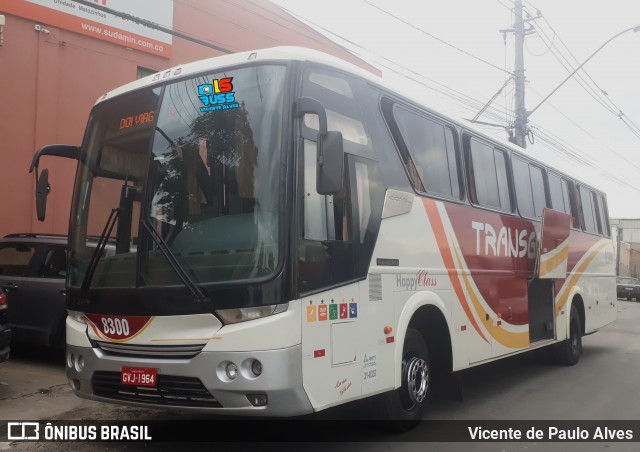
216, 303, 288, 324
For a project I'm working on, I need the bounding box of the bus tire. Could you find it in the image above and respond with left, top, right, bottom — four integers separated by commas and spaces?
554, 305, 582, 366
378, 327, 430, 431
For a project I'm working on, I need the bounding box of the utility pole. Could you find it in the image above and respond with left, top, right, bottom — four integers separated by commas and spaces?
505, 2, 638, 147
513, 0, 527, 148
501, 0, 539, 147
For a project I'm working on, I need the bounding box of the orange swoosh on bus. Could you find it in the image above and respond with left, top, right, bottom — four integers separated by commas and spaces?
452, 248, 529, 349
422, 198, 489, 344
539, 239, 569, 278
556, 241, 608, 315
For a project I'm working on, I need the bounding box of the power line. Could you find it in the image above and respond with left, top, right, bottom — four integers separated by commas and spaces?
272, 0, 640, 194
363, 0, 512, 75
472, 76, 513, 122
495, 0, 514, 13
531, 16, 640, 139
70, 0, 233, 53
531, 18, 618, 115
273, 2, 499, 118
521, 1, 640, 138
277, 2, 516, 124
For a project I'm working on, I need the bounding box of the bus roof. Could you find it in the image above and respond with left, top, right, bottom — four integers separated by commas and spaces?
94, 46, 606, 196
96, 46, 379, 104
96, 46, 506, 149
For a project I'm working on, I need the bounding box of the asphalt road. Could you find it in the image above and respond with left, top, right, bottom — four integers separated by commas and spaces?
1, 300, 639, 451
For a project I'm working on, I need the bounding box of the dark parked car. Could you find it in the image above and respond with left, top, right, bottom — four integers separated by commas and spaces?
0, 233, 67, 349
0, 291, 10, 362
616, 276, 640, 301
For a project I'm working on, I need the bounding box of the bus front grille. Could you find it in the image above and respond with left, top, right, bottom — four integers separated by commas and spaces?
92, 371, 222, 408
95, 341, 205, 359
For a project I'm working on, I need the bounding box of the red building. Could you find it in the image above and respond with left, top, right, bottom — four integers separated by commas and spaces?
0, 0, 378, 237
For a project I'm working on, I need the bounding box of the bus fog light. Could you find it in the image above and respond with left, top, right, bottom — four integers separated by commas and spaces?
246, 393, 268, 407
66, 352, 74, 369
251, 360, 263, 377
74, 355, 85, 372
225, 362, 238, 380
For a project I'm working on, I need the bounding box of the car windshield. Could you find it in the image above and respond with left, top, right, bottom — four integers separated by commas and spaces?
69, 64, 287, 289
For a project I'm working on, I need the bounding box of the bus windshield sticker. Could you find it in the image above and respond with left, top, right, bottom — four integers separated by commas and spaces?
197, 77, 239, 112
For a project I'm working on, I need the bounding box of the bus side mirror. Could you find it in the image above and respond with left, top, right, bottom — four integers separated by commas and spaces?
35, 168, 50, 222
29, 144, 80, 173
317, 130, 344, 195
295, 97, 344, 195
29, 144, 80, 222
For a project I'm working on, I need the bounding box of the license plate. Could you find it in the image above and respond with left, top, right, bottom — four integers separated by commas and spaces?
625, 287, 633, 291
121, 367, 157, 387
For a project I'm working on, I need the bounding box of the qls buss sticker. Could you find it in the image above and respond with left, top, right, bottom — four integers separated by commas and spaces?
84, 314, 154, 342
197, 77, 239, 112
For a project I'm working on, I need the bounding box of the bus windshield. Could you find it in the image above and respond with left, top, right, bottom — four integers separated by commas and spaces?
69, 64, 287, 289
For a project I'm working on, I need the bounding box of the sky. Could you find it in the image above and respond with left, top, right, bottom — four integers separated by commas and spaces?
271, 0, 640, 219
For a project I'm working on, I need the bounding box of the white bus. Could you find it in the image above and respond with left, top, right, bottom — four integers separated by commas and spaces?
31, 46, 616, 427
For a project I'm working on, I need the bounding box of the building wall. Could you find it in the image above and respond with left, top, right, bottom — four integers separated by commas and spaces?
612, 221, 640, 277
619, 244, 640, 279
619, 241, 631, 277
0, 0, 379, 237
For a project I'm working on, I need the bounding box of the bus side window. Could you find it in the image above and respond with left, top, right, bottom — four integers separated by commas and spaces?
298, 68, 384, 294
301, 136, 353, 243
512, 156, 535, 218
464, 136, 512, 213
566, 180, 581, 229
578, 185, 598, 234
597, 194, 611, 237
549, 172, 579, 228
590, 191, 605, 235
393, 107, 460, 199
299, 145, 382, 293
513, 157, 547, 219
381, 100, 460, 199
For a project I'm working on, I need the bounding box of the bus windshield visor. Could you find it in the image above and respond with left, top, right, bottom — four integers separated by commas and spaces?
69, 65, 287, 288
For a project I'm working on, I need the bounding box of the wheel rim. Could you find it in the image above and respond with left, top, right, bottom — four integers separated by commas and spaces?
401, 356, 429, 409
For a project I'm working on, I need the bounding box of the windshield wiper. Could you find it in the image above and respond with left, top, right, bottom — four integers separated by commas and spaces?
141, 219, 210, 303
80, 208, 119, 300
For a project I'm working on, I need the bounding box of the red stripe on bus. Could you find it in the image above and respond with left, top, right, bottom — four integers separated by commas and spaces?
422, 198, 489, 344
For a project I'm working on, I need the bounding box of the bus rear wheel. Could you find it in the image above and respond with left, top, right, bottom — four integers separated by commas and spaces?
554, 305, 582, 366
378, 327, 430, 431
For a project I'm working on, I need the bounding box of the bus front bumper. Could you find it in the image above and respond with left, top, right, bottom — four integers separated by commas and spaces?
65, 343, 313, 416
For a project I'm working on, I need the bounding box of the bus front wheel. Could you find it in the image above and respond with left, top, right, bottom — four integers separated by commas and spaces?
378, 327, 430, 431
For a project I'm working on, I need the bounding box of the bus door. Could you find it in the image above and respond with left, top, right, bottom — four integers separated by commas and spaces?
296, 67, 387, 409
529, 208, 571, 342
